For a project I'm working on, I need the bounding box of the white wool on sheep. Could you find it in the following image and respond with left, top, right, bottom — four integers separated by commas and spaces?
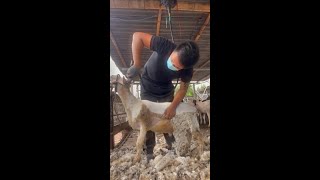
141, 100, 197, 115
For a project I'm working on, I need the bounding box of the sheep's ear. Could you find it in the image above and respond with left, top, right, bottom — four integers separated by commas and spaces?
122, 76, 130, 86
122, 76, 126, 84
110, 75, 117, 83
193, 100, 196, 105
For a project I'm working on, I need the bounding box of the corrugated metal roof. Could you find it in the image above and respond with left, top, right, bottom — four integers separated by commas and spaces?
110, 5, 210, 81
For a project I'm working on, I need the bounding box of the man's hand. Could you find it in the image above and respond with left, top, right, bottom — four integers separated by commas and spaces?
162, 104, 177, 119
126, 65, 140, 81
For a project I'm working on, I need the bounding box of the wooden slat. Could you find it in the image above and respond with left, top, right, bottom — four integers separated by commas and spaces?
113, 121, 130, 135
114, 0, 130, 8
128, 0, 144, 8
156, 6, 162, 36
110, 31, 128, 67
110, 92, 114, 149
194, 14, 210, 42
145, 0, 160, 9
110, 0, 115, 7
110, 0, 210, 13
194, 3, 210, 12
113, 112, 127, 116
175, 2, 195, 11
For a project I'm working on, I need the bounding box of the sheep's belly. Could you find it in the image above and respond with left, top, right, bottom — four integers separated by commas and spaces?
130, 116, 173, 133
149, 116, 173, 133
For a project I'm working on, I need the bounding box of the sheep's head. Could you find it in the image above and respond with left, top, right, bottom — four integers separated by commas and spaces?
192, 99, 207, 106
193, 99, 197, 106
110, 74, 131, 91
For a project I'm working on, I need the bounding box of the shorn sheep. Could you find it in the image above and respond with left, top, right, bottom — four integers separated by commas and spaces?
192, 99, 210, 127
110, 75, 204, 163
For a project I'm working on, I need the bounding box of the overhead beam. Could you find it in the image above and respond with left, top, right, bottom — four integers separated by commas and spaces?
198, 73, 210, 81
110, 31, 128, 67
110, 0, 210, 13
121, 68, 210, 71
194, 13, 210, 42
193, 59, 210, 76
156, 6, 163, 36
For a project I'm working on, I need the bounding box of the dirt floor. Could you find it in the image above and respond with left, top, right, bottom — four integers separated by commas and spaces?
110, 127, 211, 180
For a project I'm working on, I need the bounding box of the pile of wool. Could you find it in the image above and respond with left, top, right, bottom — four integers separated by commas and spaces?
110, 129, 211, 180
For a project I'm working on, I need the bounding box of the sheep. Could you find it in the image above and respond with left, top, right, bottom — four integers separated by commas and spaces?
191, 99, 211, 127
110, 74, 204, 164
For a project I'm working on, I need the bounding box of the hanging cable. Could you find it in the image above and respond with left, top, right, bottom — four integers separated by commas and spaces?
161, 0, 177, 43
167, 7, 175, 43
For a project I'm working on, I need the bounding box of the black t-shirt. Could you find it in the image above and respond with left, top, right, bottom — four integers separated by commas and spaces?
140, 35, 193, 98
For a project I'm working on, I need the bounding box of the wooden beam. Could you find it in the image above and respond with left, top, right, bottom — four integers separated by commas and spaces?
194, 13, 210, 42
193, 59, 210, 76
128, 0, 144, 8
156, 6, 162, 36
198, 73, 210, 81
113, 0, 130, 8
110, 31, 128, 67
110, 0, 210, 13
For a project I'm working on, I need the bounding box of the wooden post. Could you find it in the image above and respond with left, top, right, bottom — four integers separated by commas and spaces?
110, 92, 114, 149
193, 83, 196, 99
194, 14, 210, 42
130, 85, 133, 94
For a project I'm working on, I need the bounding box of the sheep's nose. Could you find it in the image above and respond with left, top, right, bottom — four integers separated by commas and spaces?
125, 78, 133, 84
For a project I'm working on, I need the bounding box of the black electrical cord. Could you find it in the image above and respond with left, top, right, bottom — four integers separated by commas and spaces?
167, 7, 175, 43
161, 0, 177, 43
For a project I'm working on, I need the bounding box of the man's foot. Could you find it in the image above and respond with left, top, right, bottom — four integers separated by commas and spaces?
146, 154, 154, 162
164, 144, 173, 150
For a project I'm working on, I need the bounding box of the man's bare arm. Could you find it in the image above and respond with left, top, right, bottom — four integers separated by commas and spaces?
171, 81, 189, 108
132, 32, 152, 68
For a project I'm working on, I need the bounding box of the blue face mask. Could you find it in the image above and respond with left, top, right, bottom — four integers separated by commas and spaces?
167, 57, 178, 71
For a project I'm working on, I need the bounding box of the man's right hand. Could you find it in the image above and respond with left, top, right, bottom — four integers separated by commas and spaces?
126, 65, 140, 81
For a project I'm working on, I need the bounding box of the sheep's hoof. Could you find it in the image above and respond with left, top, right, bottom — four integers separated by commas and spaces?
133, 156, 141, 164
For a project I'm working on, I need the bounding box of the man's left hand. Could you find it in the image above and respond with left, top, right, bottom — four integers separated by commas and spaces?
163, 105, 177, 119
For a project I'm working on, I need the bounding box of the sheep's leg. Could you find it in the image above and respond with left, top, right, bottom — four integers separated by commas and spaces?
191, 130, 204, 156
199, 113, 203, 125
188, 114, 204, 157
202, 113, 206, 125
196, 113, 199, 125
133, 126, 147, 164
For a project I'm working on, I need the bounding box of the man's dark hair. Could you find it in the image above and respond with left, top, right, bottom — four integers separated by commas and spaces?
175, 40, 200, 69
